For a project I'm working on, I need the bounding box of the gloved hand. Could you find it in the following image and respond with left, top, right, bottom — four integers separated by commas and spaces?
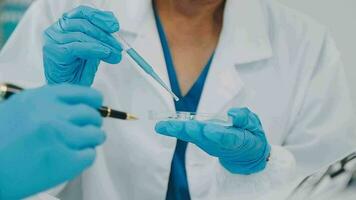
0, 84, 105, 199
155, 108, 271, 175
43, 5, 123, 86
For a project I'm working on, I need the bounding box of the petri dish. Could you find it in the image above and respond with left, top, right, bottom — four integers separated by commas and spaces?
148, 111, 233, 126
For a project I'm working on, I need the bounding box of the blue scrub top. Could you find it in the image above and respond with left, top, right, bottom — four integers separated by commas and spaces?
153, 5, 214, 200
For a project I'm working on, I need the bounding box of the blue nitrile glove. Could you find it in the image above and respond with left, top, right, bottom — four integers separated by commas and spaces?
155, 108, 271, 175
0, 84, 106, 199
43, 5, 123, 86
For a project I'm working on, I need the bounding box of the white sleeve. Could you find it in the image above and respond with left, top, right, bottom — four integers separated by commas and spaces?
211, 146, 296, 200
283, 34, 356, 176
209, 34, 356, 200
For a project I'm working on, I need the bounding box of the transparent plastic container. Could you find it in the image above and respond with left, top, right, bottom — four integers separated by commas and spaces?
148, 111, 233, 126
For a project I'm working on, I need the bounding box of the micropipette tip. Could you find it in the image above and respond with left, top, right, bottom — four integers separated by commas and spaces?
161, 82, 180, 101
157, 79, 180, 101
172, 94, 180, 102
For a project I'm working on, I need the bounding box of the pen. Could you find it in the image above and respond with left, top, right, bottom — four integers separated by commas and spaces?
0, 83, 138, 120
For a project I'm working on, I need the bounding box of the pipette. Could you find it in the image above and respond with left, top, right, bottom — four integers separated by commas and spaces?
114, 33, 180, 102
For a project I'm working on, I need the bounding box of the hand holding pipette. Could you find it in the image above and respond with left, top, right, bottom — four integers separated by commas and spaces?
43, 5, 179, 101
44, 6, 123, 86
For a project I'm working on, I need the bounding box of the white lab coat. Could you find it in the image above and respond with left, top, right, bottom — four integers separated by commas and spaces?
0, 0, 355, 199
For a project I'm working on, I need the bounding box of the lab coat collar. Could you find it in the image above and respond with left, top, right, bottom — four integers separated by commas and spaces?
107, 0, 273, 65
103, 0, 152, 33
221, 0, 273, 64
198, 0, 273, 115
104, 0, 273, 113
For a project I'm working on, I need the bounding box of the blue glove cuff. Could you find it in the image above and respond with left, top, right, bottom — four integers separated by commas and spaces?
219, 143, 271, 175
44, 59, 98, 86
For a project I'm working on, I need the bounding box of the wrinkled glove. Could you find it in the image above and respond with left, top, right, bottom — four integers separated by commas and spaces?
43, 5, 122, 86
0, 84, 106, 199
155, 108, 271, 175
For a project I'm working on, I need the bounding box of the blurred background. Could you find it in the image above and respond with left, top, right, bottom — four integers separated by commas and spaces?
0, 0, 33, 47
0, 0, 355, 107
